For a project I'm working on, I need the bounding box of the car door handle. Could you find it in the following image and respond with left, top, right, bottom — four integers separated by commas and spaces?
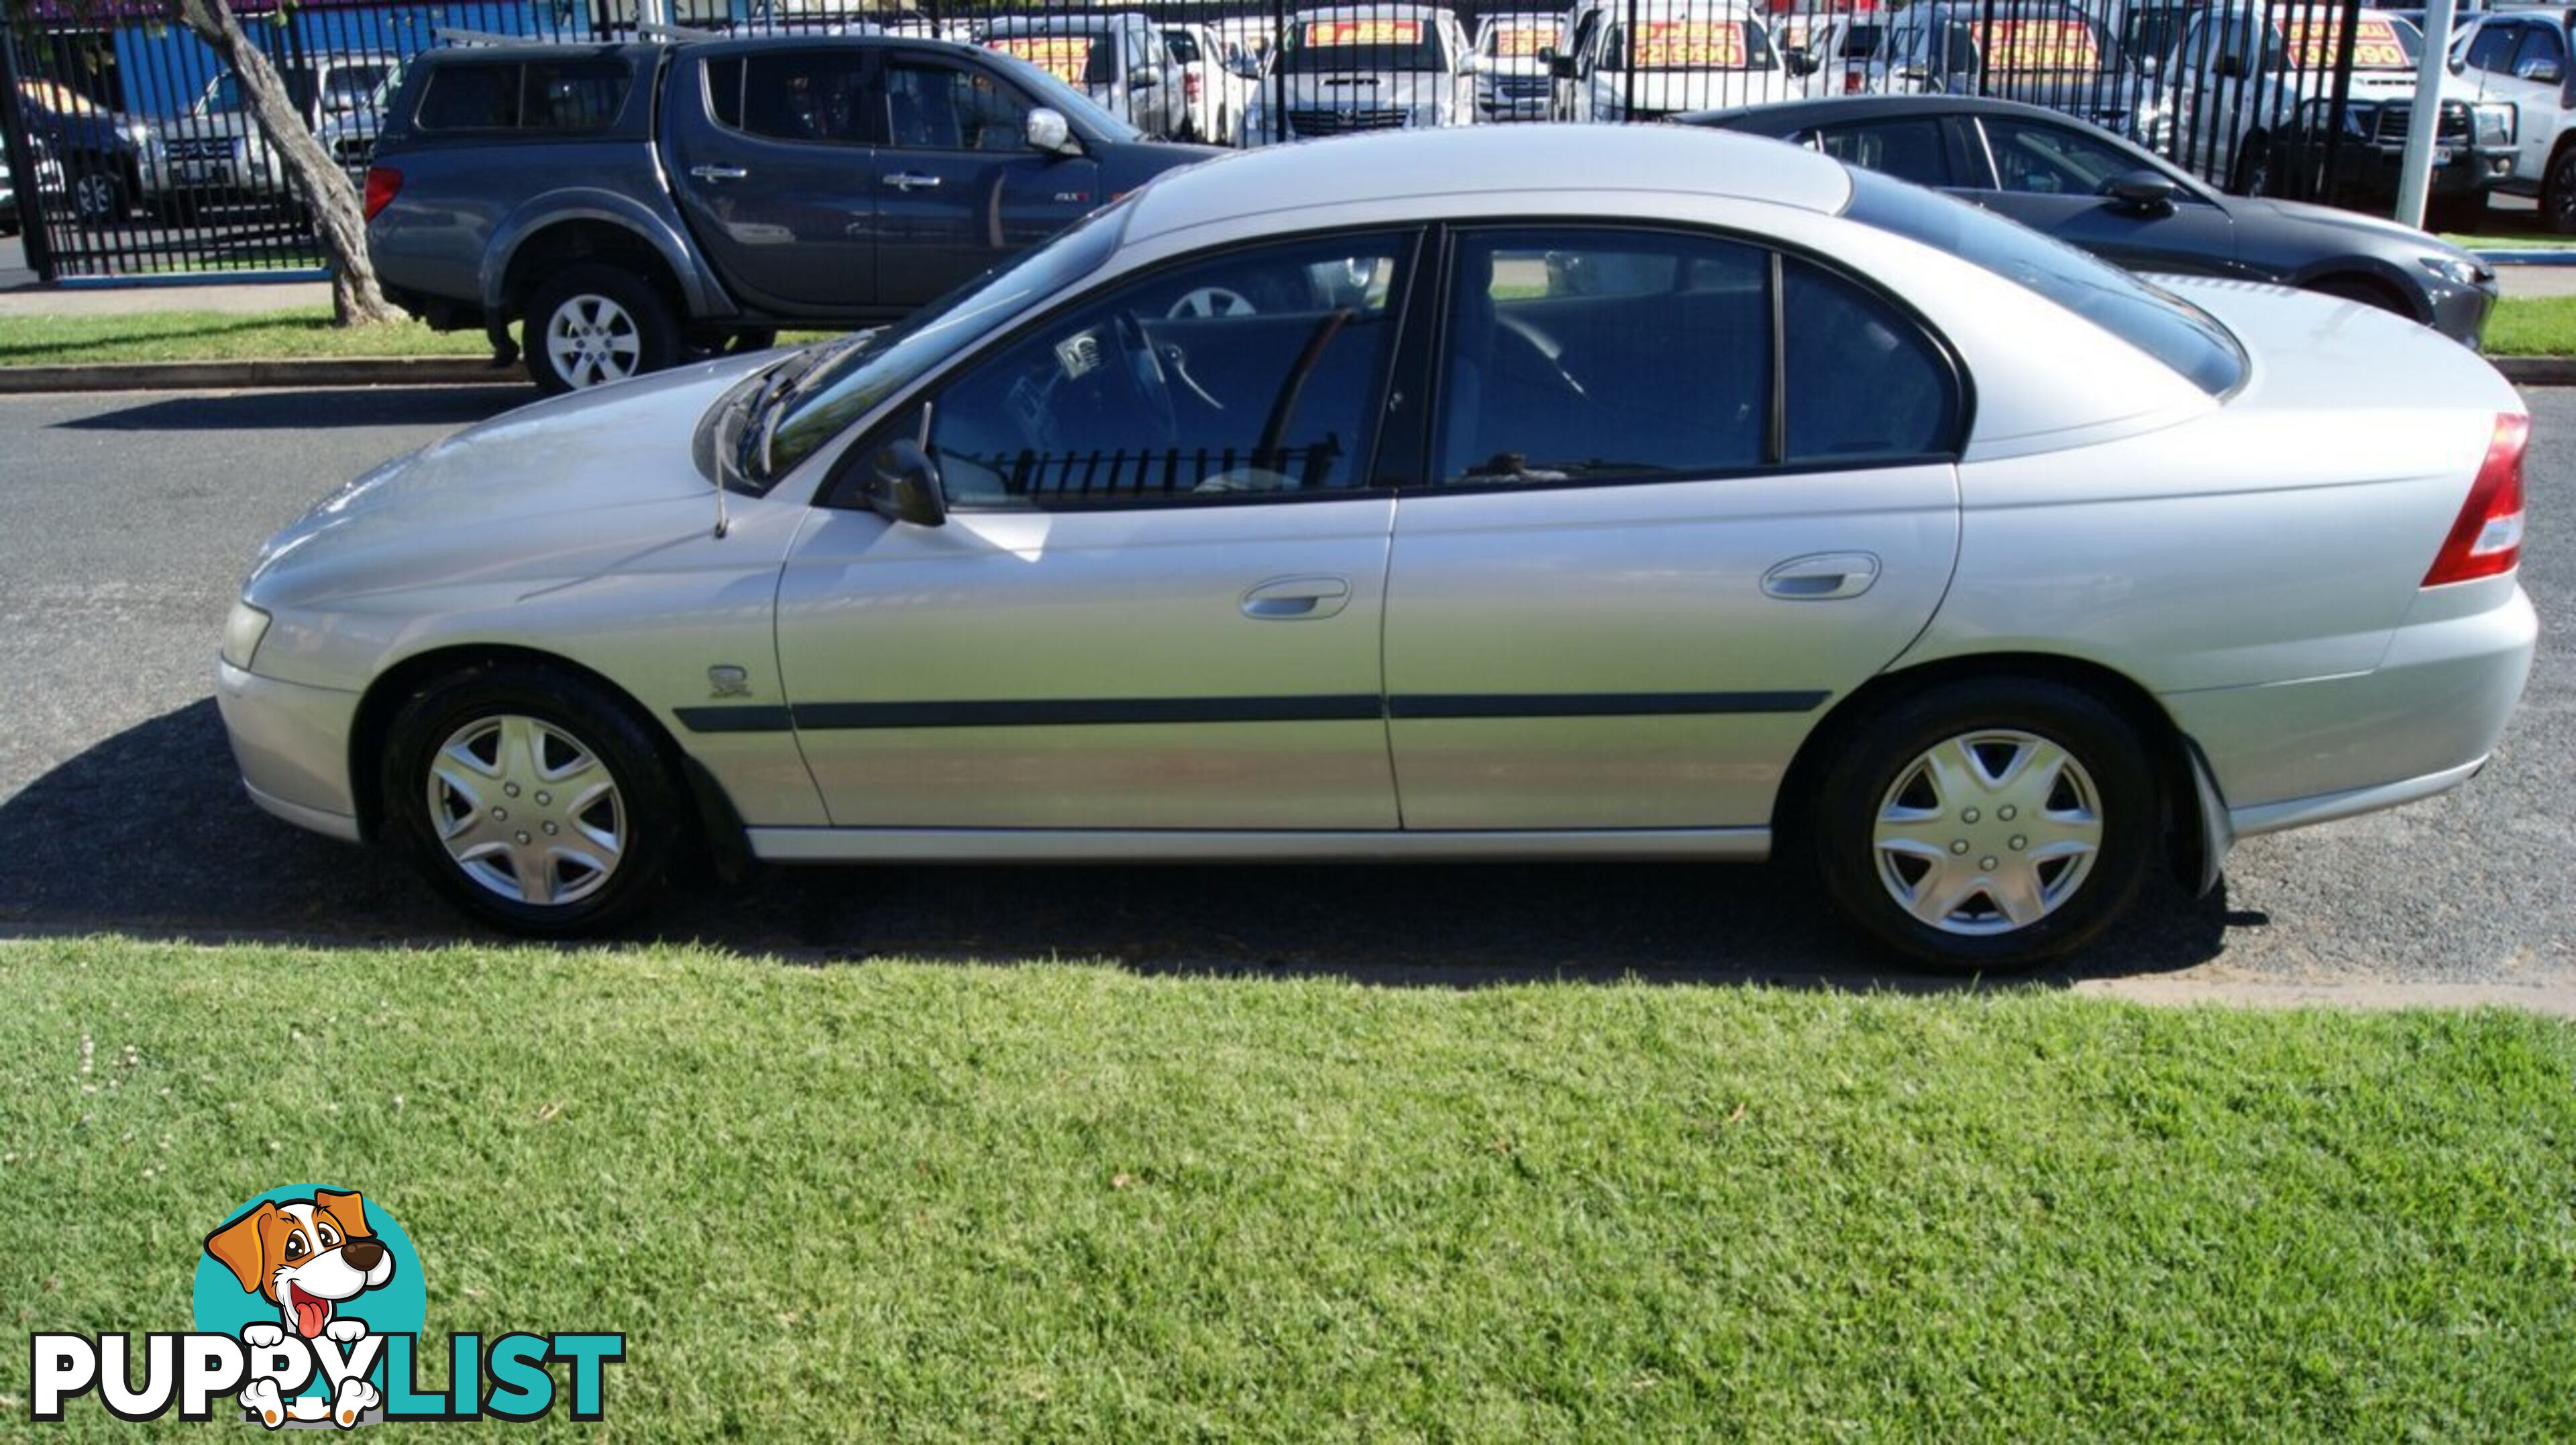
1240, 575, 1351, 619
883, 172, 944, 191
1762, 551, 1882, 600
690, 164, 748, 182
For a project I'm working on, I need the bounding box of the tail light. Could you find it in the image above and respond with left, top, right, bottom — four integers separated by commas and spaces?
1185, 70, 1203, 103
362, 165, 400, 222
2422, 413, 2528, 586
1844, 69, 1865, 93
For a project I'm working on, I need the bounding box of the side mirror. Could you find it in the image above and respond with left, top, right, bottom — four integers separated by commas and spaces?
1025, 107, 1080, 156
2102, 168, 2180, 213
1536, 44, 1556, 62
2212, 52, 2248, 78
2519, 56, 2565, 83
1786, 49, 1821, 76
865, 438, 948, 527
1130, 64, 1162, 91
1548, 52, 1582, 79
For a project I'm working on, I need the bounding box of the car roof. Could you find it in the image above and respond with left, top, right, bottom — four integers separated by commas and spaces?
983, 12, 1151, 31
1123, 124, 1851, 243
1683, 92, 2096, 132
1291, 4, 1461, 19
410, 40, 656, 66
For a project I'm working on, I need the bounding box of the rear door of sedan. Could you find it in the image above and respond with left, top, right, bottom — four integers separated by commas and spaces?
1381, 224, 1964, 830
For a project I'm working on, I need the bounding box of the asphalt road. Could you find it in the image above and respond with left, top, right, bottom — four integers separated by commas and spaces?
0, 384, 2567, 987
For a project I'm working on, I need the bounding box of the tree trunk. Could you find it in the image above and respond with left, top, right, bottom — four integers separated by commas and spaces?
173, 0, 402, 325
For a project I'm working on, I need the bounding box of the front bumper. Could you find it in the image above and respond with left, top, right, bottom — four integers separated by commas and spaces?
2292, 139, 2515, 205
215, 659, 364, 843
2163, 581, 2536, 837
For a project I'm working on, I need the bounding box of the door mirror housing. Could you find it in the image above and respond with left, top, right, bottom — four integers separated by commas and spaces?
1785, 48, 1821, 76
2518, 55, 2565, 83
1547, 52, 1582, 78
2102, 168, 2181, 213
1130, 65, 1162, 91
865, 439, 949, 527
1025, 107, 1081, 156
2212, 51, 2249, 78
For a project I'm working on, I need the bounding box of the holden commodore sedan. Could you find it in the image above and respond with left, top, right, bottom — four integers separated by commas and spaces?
216, 125, 2536, 969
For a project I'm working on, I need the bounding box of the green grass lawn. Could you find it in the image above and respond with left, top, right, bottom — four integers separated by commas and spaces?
2483, 294, 2576, 357
2, 937, 2570, 1439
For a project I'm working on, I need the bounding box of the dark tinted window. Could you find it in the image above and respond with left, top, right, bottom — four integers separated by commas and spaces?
884, 58, 1032, 151
927, 235, 1410, 506
1982, 116, 2143, 195
1811, 118, 1951, 186
414, 59, 628, 131
415, 63, 521, 130
705, 54, 742, 128
2514, 23, 2564, 72
1436, 228, 1770, 486
1844, 166, 2244, 396
1783, 260, 1955, 462
737, 50, 877, 143
1165, 30, 1202, 62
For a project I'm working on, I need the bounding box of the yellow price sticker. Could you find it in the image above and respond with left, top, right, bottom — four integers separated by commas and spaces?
1978, 18, 2100, 72
989, 36, 1092, 86
1634, 21, 1747, 68
2282, 15, 2410, 70
1307, 19, 1425, 46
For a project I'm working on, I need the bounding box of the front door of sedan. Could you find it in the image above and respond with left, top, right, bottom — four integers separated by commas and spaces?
666, 46, 882, 313
772, 231, 1419, 829
870, 52, 1107, 311
1958, 113, 2240, 277
1382, 226, 1963, 830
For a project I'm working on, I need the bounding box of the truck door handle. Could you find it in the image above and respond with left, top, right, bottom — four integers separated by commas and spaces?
883, 172, 944, 191
1762, 551, 1882, 600
1240, 575, 1351, 619
690, 164, 748, 182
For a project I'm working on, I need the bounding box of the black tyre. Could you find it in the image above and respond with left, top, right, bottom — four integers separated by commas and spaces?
522, 264, 679, 394
2427, 190, 2488, 235
381, 662, 684, 937
1811, 678, 2159, 972
2545, 148, 2576, 236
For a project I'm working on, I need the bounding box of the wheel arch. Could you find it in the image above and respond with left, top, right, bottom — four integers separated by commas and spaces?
347, 643, 747, 873
2291, 264, 2430, 325
482, 201, 720, 325
1774, 651, 2224, 895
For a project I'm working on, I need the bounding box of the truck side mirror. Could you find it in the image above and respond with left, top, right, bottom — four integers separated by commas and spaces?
1025, 107, 1081, 156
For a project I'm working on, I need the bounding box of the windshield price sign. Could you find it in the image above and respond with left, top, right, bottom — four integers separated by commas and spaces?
1306, 19, 1424, 45
1634, 20, 1748, 68
2282, 15, 2410, 70
989, 36, 1092, 85
1978, 18, 2100, 72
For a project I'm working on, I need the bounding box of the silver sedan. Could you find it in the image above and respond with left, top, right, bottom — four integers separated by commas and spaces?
215, 126, 2536, 969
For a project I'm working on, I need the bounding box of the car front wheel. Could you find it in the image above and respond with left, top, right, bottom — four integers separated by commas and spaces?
2546, 148, 2576, 235
382, 663, 683, 936
523, 264, 678, 394
1813, 679, 2158, 971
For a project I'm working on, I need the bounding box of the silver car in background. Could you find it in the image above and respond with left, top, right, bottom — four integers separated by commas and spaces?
217, 126, 2534, 969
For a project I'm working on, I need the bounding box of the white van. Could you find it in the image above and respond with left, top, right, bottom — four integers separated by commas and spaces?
1547, 0, 1807, 122
1243, 5, 1480, 143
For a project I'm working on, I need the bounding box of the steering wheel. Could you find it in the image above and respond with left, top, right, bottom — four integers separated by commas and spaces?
1111, 311, 1179, 445
1167, 286, 1258, 319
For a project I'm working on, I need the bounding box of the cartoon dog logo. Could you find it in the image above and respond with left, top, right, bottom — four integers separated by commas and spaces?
204, 1189, 392, 1428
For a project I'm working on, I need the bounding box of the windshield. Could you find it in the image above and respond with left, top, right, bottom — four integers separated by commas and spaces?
985, 31, 1114, 87
2277, 11, 2418, 70
754, 200, 1132, 486
1282, 17, 1452, 73
1896, 11, 2117, 74
1480, 17, 1556, 56
1607, 16, 1779, 72
1843, 167, 2243, 397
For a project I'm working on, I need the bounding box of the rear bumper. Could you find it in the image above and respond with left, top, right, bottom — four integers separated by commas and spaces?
2164, 581, 2536, 836
215, 659, 363, 843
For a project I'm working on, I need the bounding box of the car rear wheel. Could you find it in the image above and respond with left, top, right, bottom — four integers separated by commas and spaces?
70, 167, 125, 226
2231, 136, 2271, 198
382, 663, 683, 936
1813, 679, 2158, 971
524, 264, 678, 394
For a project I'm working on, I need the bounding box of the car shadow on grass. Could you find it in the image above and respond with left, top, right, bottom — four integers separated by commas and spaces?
52, 385, 531, 432
0, 698, 2235, 989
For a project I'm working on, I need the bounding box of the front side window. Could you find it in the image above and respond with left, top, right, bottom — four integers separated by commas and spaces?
2465, 20, 2520, 74
922, 234, 1412, 506
1435, 228, 1771, 486
724, 50, 876, 143
2514, 23, 2565, 73
883, 59, 1031, 151
1811, 118, 1951, 186
1982, 116, 2145, 196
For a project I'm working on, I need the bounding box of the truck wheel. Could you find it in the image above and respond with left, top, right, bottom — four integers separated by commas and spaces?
523, 264, 678, 394
2231, 136, 2271, 197
70, 168, 126, 226
2428, 191, 2488, 234
2546, 148, 2576, 235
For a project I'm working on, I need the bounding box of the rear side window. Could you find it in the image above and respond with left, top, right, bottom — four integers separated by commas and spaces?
414, 58, 629, 132
1782, 259, 1955, 462
1843, 166, 2244, 396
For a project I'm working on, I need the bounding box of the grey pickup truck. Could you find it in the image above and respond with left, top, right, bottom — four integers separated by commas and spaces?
364, 36, 1219, 392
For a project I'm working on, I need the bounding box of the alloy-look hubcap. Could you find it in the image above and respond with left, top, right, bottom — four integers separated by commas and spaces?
427, 714, 625, 907
545, 295, 641, 388
1871, 730, 2104, 936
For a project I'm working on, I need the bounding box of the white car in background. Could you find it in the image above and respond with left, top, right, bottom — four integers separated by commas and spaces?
1474, 11, 1560, 120
1163, 22, 1251, 142
1778, 11, 1887, 97
1244, 4, 1480, 142
1547, 0, 1809, 121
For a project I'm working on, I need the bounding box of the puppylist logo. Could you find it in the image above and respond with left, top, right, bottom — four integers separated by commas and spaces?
30, 1185, 623, 1428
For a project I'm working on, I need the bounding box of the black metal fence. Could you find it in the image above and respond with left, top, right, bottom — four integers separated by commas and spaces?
1, 0, 2452, 284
